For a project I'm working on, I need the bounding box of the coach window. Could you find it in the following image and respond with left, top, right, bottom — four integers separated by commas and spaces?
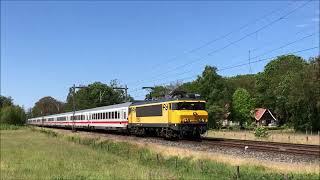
124, 112, 126, 119
103, 112, 105, 119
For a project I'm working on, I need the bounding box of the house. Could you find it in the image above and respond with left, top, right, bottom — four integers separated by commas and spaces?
254, 108, 278, 127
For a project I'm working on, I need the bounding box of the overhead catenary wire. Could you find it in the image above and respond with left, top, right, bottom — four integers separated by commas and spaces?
126, 1, 297, 86
128, 0, 312, 89
129, 31, 318, 94
129, 46, 319, 98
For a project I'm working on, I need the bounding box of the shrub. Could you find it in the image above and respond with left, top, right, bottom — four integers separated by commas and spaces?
254, 126, 269, 138
244, 122, 257, 130
0, 123, 23, 130
0, 106, 26, 125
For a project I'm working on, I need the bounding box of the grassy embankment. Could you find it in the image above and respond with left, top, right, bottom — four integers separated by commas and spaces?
0, 126, 319, 179
207, 129, 320, 145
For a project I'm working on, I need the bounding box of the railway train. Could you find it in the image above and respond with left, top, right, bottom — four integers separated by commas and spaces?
27, 98, 208, 139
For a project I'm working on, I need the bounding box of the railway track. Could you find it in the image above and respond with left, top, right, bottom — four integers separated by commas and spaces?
201, 137, 320, 157
38, 126, 320, 157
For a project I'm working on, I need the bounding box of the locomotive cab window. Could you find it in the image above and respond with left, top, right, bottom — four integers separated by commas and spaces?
171, 102, 205, 110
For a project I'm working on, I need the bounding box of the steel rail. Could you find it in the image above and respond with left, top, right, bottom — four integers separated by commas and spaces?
202, 137, 320, 157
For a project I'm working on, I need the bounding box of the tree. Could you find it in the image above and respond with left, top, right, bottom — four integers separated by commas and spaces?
32, 96, 65, 117
232, 88, 254, 128
226, 74, 257, 96
64, 81, 126, 112
196, 66, 233, 128
0, 105, 26, 125
0, 96, 13, 109
256, 55, 307, 126
147, 86, 169, 100
286, 56, 320, 131
179, 81, 199, 94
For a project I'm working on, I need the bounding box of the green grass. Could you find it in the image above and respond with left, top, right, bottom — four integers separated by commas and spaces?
0, 123, 24, 130
1, 128, 319, 180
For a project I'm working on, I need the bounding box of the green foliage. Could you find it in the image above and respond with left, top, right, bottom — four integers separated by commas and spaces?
232, 88, 254, 128
179, 81, 199, 93
0, 123, 23, 130
65, 81, 127, 111
0, 96, 13, 108
196, 66, 233, 128
254, 126, 269, 138
256, 55, 320, 131
31, 96, 65, 117
226, 74, 257, 95
147, 86, 170, 100
0, 105, 26, 125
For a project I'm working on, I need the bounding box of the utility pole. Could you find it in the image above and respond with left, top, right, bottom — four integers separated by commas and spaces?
113, 85, 129, 102
248, 50, 252, 74
142, 86, 155, 100
70, 84, 88, 132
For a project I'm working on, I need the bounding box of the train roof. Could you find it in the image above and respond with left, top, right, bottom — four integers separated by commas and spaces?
29, 102, 132, 119
131, 98, 206, 106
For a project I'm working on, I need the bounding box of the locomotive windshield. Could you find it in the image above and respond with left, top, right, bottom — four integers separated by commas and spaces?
171, 102, 205, 110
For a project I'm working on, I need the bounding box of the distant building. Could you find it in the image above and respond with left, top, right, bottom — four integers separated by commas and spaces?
254, 108, 278, 126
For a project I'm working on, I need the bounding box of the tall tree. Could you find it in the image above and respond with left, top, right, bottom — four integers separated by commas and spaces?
196, 66, 233, 128
232, 88, 254, 128
64, 81, 126, 112
0, 105, 26, 125
0, 96, 13, 109
32, 96, 65, 117
0, 96, 26, 125
226, 74, 257, 96
256, 55, 307, 124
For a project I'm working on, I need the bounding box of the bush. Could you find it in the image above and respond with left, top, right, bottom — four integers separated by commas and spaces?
254, 126, 269, 138
0, 123, 23, 130
0, 106, 26, 125
244, 122, 257, 130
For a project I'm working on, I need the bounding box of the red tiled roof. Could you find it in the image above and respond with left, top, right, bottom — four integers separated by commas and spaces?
255, 108, 267, 121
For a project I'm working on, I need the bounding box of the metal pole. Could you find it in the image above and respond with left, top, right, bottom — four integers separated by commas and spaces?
113, 86, 129, 102
72, 84, 76, 132
248, 50, 252, 74
125, 85, 128, 102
